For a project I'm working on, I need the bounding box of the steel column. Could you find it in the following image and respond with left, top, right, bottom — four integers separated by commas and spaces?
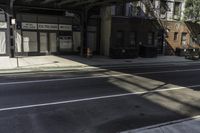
7, 0, 15, 58
80, 8, 89, 57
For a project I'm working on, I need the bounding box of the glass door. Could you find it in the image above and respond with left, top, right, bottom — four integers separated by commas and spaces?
23, 31, 38, 53
49, 33, 57, 53
87, 32, 96, 52
40, 32, 48, 53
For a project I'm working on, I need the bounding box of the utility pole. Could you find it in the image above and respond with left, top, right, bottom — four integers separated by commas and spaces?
7, 0, 16, 58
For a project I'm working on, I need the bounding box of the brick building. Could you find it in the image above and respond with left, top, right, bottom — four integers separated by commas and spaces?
100, 0, 200, 58
0, 0, 199, 58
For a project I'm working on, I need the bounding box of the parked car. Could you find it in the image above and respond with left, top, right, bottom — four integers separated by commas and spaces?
184, 48, 200, 60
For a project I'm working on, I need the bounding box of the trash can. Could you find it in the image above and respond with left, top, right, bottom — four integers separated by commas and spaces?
175, 48, 185, 56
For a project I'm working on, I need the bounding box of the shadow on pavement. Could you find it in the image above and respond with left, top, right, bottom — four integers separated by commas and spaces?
0, 56, 199, 133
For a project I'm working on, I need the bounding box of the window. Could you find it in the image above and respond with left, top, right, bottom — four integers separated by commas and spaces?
148, 32, 154, 45
127, 2, 138, 17
181, 33, 187, 48
0, 13, 5, 22
115, 4, 124, 16
116, 31, 124, 47
127, 3, 134, 16
174, 2, 181, 17
174, 32, 178, 41
23, 31, 38, 52
129, 32, 136, 47
160, 1, 168, 15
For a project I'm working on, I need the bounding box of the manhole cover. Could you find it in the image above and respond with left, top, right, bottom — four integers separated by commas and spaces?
53, 61, 59, 63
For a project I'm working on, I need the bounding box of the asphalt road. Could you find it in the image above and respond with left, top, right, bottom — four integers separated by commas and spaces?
0, 62, 199, 133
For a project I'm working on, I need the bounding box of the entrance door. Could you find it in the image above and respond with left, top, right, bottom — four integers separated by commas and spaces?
87, 32, 96, 53
73, 32, 81, 52
40, 32, 48, 53
157, 32, 164, 55
50, 33, 57, 53
39, 32, 57, 54
23, 31, 38, 53
0, 31, 6, 54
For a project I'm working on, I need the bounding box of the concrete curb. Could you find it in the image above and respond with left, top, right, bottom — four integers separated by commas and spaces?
120, 115, 200, 133
0, 60, 197, 75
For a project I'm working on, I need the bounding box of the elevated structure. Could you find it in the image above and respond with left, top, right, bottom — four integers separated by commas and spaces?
0, 0, 134, 57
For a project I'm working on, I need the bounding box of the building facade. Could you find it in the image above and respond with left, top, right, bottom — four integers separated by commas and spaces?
0, 9, 100, 57
99, 0, 200, 58
14, 13, 100, 56
0, 0, 200, 58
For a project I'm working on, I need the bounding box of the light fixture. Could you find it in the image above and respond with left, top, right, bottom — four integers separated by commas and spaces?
11, 18, 16, 25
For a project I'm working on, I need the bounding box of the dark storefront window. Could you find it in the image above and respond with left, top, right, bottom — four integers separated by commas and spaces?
129, 32, 136, 47
115, 4, 124, 16
148, 32, 154, 46
116, 31, 124, 47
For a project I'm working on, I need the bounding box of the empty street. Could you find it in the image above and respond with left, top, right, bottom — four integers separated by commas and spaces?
0, 62, 199, 133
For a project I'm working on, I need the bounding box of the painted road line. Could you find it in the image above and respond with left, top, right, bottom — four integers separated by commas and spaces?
1, 68, 200, 86
0, 73, 130, 86
0, 84, 199, 112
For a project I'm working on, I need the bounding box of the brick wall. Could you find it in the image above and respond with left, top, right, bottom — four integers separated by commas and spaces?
162, 21, 200, 55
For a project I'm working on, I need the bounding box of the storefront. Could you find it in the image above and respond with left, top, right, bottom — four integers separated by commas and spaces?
15, 14, 74, 56
0, 13, 8, 56
0, 22, 7, 55
109, 17, 163, 58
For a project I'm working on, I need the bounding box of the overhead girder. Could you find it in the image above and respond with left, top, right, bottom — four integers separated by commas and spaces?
0, 0, 135, 11
0, 0, 136, 57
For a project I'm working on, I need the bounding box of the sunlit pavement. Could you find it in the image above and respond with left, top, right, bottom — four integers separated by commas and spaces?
0, 62, 199, 133
0, 55, 194, 72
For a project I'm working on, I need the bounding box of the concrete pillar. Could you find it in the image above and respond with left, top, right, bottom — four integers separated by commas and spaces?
80, 8, 89, 57
7, 0, 15, 58
100, 6, 112, 57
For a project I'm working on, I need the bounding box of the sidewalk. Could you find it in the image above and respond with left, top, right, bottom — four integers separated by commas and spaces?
120, 116, 200, 133
0, 55, 196, 74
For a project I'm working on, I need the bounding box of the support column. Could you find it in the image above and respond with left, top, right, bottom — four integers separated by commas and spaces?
7, 0, 15, 58
80, 8, 89, 57
100, 6, 112, 56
